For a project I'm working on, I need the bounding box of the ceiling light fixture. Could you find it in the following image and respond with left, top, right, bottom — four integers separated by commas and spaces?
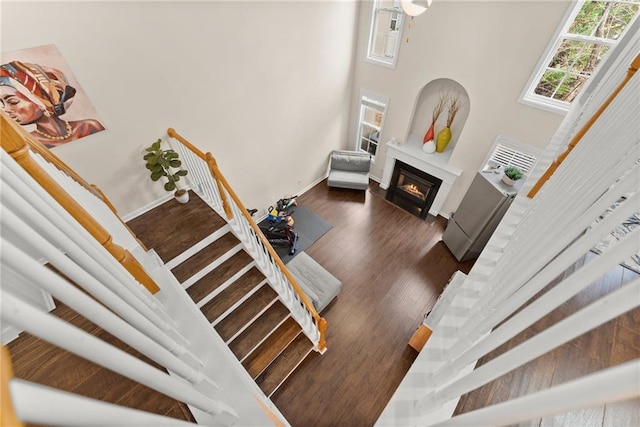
401, 0, 432, 17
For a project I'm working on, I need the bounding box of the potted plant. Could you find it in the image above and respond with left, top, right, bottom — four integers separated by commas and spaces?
143, 138, 189, 203
502, 165, 523, 186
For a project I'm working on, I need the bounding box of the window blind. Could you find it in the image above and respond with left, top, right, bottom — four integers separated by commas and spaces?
488, 143, 538, 175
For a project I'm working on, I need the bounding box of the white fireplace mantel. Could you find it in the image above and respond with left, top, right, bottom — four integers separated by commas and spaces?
381, 133, 462, 217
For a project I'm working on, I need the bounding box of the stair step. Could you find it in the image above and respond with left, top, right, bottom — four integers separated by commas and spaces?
186, 250, 253, 304
255, 333, 314, 397
126, 192, 227, 263
215, 285, 279, 342
200, 267, 266, 323
243, 317, 302, 379
171, 232, 240, 283
228, 301, 291, 361
164, 225, 231, 270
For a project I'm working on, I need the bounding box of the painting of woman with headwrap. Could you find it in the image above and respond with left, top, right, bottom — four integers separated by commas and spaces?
1, 45, 105, 148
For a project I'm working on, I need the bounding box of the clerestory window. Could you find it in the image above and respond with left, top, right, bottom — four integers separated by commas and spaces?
520, 0, 639, 114
366, 0, 405, 68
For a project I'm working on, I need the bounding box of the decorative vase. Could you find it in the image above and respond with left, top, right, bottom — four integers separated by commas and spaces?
436, 127, 452, 153
502, 174, 515, 187
422, 139, 436, 153
423, 122, 435, 143
174, 189, 189, 204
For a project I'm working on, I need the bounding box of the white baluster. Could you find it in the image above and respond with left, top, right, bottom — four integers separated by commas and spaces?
417, 277, 640, 413
0, 152, 176, 329
1, 292, 237, 418
10, 379, 199, 427
431, 228, 640, 386
0, 168, 190, 350
1, 231, 214, 389
426, 360, 640, 427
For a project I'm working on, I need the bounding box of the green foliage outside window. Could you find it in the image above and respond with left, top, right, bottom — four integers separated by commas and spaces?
535, 0, 639, 103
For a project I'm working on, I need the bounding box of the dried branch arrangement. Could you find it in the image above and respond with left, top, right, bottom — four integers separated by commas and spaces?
446, 94, 461, 128
431, 91, 447, 125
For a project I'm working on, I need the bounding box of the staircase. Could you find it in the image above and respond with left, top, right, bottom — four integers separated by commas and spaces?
127, 191, 314, 397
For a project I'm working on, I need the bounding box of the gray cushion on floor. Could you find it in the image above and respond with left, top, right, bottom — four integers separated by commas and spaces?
286, 252, 342, 313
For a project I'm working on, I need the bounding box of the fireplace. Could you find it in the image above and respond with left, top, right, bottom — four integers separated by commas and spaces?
381, 135, 462, 217
386, 160, 442, 220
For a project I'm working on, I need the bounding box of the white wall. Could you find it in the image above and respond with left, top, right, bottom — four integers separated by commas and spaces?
2, 1, 359, 216
351, 1, 568, 214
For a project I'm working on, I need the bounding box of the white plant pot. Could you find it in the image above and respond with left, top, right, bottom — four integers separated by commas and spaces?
174, 190, 189, 204
502, 174, 516, 186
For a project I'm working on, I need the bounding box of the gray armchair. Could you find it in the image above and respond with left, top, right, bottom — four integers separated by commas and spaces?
327, 150, 371, 191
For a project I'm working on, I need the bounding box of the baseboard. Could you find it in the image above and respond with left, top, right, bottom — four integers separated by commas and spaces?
253, 173, 329, 219
121, 193, 176, 222
368, 173, 382, 183
299, 173, 329, 196
123, 174, 327, 223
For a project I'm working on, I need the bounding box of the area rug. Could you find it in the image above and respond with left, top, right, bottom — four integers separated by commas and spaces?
258, 204, 333, 264
590, 196, 640, 274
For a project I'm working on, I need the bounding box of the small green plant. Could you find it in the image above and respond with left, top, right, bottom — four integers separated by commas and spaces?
143, 139, 188, 194
504, 166, 524, 181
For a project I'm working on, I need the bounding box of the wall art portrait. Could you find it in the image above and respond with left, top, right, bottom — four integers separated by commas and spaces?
1, 44, 105, 149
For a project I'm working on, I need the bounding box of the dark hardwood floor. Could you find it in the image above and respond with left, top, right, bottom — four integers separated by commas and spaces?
269, 180, 639, 426
270, 180, 475, 426
453, 252, 640, 427
6, 302, 195, 425
8, 178, 636, 426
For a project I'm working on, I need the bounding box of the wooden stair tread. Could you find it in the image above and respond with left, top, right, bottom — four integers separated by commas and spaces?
255, 333, 313, 397
200, 267, 266, 323
242, 317, 302, 378
186, 250, 253, 304
228, 301, 291, 361
126, 192, 226, 263
215, 284, 279, 342
171, 232, 240, 283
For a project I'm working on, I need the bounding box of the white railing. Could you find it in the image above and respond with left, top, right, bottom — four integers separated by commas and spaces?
377, 31, 640, 426
0, 148, 242, 424
30, 151, 142, 253
9, 378, 199, 427
167, 129, 327, 352
1, 151, 193, 358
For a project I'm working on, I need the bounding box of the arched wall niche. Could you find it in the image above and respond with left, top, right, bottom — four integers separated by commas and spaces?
405, 78, 471, 156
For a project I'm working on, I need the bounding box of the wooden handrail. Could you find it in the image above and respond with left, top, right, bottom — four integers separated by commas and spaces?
16, 122, 148, 252
1, 347, 24, 427
23, 133, 104, 200
167, 128, 233, 219
528, 53, 640, 198
1, 113, 160, 294
167, 128, 327, 351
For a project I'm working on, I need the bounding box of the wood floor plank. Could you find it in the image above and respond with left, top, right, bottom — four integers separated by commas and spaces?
256, 333, 313, 397
451, 224, 638, 427
243, 317, 302, 378
9, 181, 638, 426
118, 382, 180, 417
199, 266, 265, 323
271, 181, 475, 426
228, 301, 291, 361
164, 403, 197, 422
185, 249, 252, 304
214, 284, 278, 342
171, 231, 240, 283
126, 191, 227, 262
71, 365, 139, 404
